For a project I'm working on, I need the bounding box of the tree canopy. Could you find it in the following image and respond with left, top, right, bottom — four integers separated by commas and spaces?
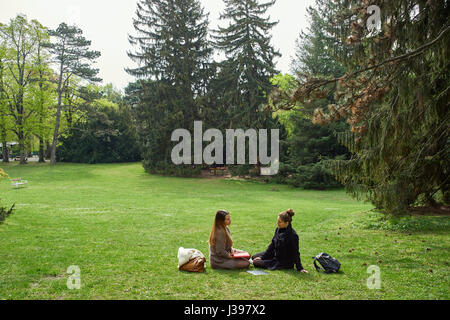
270, 0, 450, 215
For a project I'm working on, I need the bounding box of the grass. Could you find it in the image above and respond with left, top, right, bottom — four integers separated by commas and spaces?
0, 162, 448, 300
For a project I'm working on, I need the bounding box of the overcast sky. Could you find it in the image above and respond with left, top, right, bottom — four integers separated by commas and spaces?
0, 0, 315, 91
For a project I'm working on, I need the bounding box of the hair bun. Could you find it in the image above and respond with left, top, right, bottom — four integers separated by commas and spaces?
286, 209, 295, 217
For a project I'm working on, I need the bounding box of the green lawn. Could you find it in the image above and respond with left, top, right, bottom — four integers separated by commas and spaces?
0, 162, 448, 300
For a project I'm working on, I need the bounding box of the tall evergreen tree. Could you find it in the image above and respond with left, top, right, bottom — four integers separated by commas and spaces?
272, 0, 450, 215
290, 2, 346, 79
46, 23, 101, 165
213, 0, 281, 129
269, 3, 350, 190
127, 0, 213, 174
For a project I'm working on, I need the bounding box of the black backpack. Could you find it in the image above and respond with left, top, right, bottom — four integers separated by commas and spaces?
313, 253, 341, 274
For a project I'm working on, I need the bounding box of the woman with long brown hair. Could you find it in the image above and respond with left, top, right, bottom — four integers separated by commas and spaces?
208, 210, 250, 270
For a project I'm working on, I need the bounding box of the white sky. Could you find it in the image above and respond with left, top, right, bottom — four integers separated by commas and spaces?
0, 0, 315, 91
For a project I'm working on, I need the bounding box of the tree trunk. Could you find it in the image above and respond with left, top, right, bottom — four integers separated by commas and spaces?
1, 140, 9, 163
19, 135, 26, 165
0, 66, 8, 163
17, 91, 27, 165
38, 136, 45, 163
45, 140, 52, 159
51, 63, 64, 166
50, 100, 62, 165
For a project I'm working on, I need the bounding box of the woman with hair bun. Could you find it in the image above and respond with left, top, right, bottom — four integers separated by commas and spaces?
252, 209, 308, 273
208, 210, 250, 270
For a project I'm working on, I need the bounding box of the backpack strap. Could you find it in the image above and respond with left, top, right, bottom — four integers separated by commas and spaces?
313, 257, 326, 273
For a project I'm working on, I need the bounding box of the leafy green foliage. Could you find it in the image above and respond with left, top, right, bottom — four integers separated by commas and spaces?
0, 203, 14, 225
46, 22, 102, 165
0, 168, 14, 225
57, 87, 140, 164
0, 167, 8, 179
0, 15, 48, 164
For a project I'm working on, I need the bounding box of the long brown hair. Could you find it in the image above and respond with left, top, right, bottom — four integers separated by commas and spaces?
208, 210, 233, 247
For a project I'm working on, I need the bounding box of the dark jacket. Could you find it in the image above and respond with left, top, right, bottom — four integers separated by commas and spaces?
261, 224, 303, 271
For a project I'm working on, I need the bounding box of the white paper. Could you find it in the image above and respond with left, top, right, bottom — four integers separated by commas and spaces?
247, 270, 269, 275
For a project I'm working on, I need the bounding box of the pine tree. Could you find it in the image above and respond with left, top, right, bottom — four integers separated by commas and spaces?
46, 23, 101, 165
272, 0, 450, 215
127, 0, 164, 80
213, 0, 281, 129
127, 0, 213, 175
272, 2, 350, 190
291, 2, 346, 79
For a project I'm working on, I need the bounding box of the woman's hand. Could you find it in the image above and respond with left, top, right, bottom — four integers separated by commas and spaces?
228, 252, 234, 259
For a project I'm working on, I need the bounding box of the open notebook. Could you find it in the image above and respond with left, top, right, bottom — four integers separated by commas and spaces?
233, 252, 250, 259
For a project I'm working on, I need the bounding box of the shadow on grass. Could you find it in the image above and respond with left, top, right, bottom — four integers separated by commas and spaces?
206, 268, 251, 278
277, 269, 325, 281
207, 266, 325, 283
357, 211, 450, 234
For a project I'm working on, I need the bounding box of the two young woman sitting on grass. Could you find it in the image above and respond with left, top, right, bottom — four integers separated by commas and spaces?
208, 209, 308, 273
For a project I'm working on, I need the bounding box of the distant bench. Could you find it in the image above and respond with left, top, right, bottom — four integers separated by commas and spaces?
10, 178, 28, 188
14, 156, 28, 162
210, 166, 227, 176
